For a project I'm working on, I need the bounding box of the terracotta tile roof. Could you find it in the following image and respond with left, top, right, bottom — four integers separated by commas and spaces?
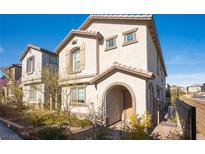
19, 44, 56, 61
79, 14, 152, 30
89, 14, 152, 18
54, 29, 102, 54
90, 62, 155, 84
0, 79, 8, 88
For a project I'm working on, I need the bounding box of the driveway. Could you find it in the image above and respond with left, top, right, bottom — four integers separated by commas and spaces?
0, 122, 22, 140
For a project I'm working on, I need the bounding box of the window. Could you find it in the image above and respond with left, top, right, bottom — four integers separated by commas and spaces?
71, 87, 85, 103
105, 35, 117, 51
125, 32, 134, 42
29, 86, 37, 101
26, 56, 35, 74
122, 28, 138, 46
49, 56, 57, 64
72, 49, 80, 71
107, 38, 115, 48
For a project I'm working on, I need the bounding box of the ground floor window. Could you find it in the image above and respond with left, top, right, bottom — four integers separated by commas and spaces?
71, 87, 85, 103
29, 86, 37, 101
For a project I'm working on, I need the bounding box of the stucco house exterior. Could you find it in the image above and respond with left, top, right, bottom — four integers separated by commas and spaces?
20, 44, 58, 107
0, 76, 8, 102
55, 15, 167, 126
5, 64, 22, 97
187, 84, 205, 94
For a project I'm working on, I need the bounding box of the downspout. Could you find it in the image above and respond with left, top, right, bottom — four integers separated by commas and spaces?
96, 37, 100, 75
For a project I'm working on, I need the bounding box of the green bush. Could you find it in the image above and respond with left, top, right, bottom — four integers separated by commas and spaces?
76, 119, 93, 128
124, 113, 152, 140
25, 109, 92, 128
31, 127, 69, 140
171, 88, 186, 104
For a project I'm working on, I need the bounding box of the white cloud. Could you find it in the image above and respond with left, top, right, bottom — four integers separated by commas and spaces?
167, 73, 205, 87
0, 46, 4, 53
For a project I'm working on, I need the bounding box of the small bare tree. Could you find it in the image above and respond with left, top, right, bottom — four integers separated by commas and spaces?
41, 66, 60, 110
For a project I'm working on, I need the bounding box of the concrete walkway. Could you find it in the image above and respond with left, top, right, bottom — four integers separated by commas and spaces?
151, 121, 181, 140
0, 122, 22, 140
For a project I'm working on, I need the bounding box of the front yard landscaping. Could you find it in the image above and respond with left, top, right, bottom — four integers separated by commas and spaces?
0, 103, 156, 140
0, 103, 92, 139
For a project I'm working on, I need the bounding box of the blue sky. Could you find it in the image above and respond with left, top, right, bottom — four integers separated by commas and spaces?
0, 14, 205, 87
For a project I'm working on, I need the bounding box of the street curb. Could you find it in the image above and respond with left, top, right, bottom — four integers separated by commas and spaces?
0, 117, 27, 139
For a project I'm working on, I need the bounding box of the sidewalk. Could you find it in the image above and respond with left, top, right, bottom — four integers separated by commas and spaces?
0, 122, 22, 140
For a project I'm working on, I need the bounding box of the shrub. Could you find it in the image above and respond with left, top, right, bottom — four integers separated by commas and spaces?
76, 119, 92, 128
123, 113, 152, 140
25, 109, 92, 128
31, 127, 69, 140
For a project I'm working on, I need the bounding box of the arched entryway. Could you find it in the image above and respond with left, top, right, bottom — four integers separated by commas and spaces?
103, 83, 136, 126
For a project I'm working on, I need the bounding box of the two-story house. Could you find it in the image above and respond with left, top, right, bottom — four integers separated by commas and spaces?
55, 15, 167, 126
0, 76, 8, 102
5, 64, 22, 97
20, 44, 58, 107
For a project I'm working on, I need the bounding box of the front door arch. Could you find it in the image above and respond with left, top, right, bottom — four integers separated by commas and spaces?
103, 82, 136, 126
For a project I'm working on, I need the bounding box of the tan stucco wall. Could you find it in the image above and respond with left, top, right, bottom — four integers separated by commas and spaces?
86, 20, 148, 72
21, 48, 43, 84
61, 71, 147, 116
147, 28, 166, 109
58, 19, 167, 118
58, 36, 97, 83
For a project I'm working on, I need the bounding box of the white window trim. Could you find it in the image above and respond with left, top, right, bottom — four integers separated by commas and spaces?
26, 56, 34, 74
70, 86, 86, 105
72, 49, 81, 72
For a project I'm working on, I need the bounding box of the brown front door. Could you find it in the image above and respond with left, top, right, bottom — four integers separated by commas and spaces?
106, 87, 122, 125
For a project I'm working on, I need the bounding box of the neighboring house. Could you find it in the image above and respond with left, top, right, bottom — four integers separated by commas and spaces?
55, 15, 167, 126
19, 44, 58, 106
5, 64, 22, 97
0, 77, 8, 102
187, 84, 205, 94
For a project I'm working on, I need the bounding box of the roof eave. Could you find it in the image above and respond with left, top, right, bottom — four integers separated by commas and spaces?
19, 44, 56, 61
79, 15, 153, 30
90, 65, 154, 85
54, 30, 102, 54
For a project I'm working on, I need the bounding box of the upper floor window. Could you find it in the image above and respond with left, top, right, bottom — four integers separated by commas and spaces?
26, 56, 35, 74
105, 35, 117, 51
71, 87, 85, 103
49, 56, 57, 65
72, 49, 80, 71
125, 32, 134, 42
122, 28, 138, 46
